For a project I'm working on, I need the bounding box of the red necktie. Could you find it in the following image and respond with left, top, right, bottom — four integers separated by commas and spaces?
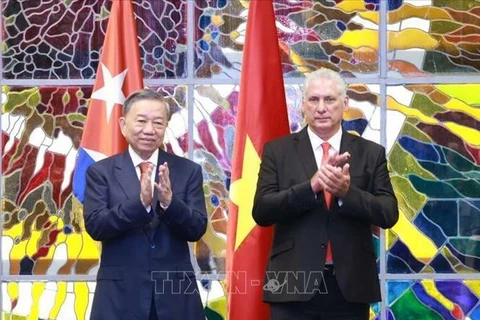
139, 161, 150, 180
321, 142, 333, 263
321, 142, 333, 209
139, 162, 152, 204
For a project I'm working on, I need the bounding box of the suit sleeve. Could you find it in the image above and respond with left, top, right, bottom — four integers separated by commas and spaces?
252, 142, 319, 226
158, 164, 208, 241
339, 146, 399, 228
83, 165, 153, 241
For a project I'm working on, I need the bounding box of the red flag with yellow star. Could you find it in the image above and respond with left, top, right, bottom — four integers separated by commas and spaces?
73, 0, 143, 202
227, 0, 290, 318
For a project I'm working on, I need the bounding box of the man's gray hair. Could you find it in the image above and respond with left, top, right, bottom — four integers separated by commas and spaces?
122, 89, 171, 120
303, 68, 347, 99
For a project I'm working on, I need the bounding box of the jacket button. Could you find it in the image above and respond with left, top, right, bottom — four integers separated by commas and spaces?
321, 244, 326, 249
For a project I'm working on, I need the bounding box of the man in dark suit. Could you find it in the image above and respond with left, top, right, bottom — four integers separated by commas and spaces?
83, 89, 207, 320
252, 68, 398, 319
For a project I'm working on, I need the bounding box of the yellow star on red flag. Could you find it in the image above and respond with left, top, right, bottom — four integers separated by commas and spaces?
229, 135, 261, 250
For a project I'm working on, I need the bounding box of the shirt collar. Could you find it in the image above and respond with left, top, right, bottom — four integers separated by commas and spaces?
307, 126, 343, 152
128, 146, 159, 168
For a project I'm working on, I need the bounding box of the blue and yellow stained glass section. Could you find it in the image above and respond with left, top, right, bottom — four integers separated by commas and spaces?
194, 0, 381, 78
386, 83, 480, 273
387, 280, 480, 319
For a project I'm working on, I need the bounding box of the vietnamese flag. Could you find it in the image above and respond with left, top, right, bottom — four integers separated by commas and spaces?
73, 0, 144, 202
227, 0, 290, 319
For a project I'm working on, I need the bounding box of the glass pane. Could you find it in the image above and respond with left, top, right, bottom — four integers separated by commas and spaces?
387, 0, 480, 76
1, 0, 187, 79
192, 84, 236, 275
2, 281, 95, 319
2, 86, 95, 275
194, 0, 380, 79
192, 83, 381, 274
387, 280, 480, 319
136, 0, 188, 79
1, 85, 187, 275
386, 83, 480, 273
2, 280, 227, 319
150, 85, 189, 156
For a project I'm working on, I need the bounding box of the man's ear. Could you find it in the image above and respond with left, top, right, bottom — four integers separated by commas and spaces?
343, 96, 350, 112
119, 117, 126, 135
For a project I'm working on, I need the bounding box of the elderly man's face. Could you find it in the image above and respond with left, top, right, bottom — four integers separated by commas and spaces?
119, 99, 168, 160
302, 78, 348, 140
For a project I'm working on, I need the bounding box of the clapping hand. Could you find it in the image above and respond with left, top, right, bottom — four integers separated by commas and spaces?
155, 162, 172, 208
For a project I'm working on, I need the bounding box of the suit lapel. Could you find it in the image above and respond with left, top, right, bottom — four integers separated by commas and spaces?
115, 151, 140, 199
151, 149, 177, 237
339, 131, 357, 158
294, 127, 318, 179
116, 150, 158, 243
115, 151, 153, 240
328, 131, 357, 214
153, 149, 177, 205
162, 150, 177, 186
152, 156, 160, 210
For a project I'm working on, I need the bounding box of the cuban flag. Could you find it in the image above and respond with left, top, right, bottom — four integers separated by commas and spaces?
73, 0, 144, 202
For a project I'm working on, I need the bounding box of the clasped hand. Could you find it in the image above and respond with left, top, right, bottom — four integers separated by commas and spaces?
140, 162, 173, 207
310, 151, 351, 198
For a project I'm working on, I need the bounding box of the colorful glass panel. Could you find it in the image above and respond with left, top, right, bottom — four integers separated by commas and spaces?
1, 85, 188, 275
1, 0, 187, 79
1, 280, 226, 319
388, 0, 480, 76
387, 280, 480, 319
194, 0, 381, 78
386, 83, 480, 273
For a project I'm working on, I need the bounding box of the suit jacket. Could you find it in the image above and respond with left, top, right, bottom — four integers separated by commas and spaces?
84, 149, 208, 320
252, 127, 398, 304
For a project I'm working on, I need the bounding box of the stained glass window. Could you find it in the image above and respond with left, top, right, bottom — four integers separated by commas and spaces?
386, 83, 480, 274
194, 0, 382, 79
1, 0, 187, 79
1, 280, 227, 319
2, 0, 480, 319
1, 85, 187, 276
387, 280, 480, 319
387, 1, 480, 76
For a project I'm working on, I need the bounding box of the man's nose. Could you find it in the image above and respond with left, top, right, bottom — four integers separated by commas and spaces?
316, 100, 326, 112
143, 121, 155, 133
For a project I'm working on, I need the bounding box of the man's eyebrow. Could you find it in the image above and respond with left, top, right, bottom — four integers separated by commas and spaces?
135, 114, 165, 119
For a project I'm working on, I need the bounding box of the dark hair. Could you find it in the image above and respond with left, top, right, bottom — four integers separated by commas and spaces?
122, 89, 170, 119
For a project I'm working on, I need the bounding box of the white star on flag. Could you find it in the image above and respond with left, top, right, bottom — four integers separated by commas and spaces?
91, 63, 128, 124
